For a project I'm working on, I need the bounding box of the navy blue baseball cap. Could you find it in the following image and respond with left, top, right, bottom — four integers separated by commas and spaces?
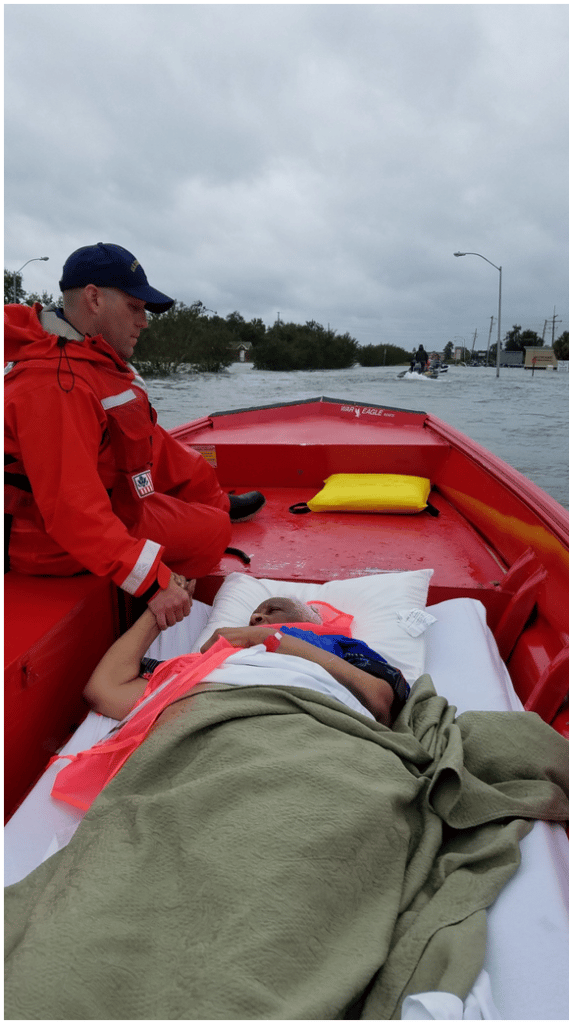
59, 243, 175, 313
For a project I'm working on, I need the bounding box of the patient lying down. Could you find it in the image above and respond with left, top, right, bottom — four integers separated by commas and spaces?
47, 595, 410, 813
8, 596, 569, 1022
84, 596, 407, 732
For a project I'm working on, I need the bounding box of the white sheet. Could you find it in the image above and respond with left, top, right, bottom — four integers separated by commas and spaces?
203, 642, 376, 718
416, 599, 569, 1022
401, 968, 501, 1020
3, 599, 213, 888
5, 597, 569, 1021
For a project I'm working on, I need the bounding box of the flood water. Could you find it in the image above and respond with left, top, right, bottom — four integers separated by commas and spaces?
146, 363, 569, 511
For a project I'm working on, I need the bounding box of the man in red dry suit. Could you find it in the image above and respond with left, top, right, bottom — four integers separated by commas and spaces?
4, 243, 265, 629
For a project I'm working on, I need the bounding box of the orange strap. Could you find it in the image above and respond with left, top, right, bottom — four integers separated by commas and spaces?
266, 602, 354, 637
50, 603, 353, 811
307, 601, 354, 635
50, 638, 237, 811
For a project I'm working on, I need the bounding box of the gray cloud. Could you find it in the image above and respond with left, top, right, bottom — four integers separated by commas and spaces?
5, 4, 568, 350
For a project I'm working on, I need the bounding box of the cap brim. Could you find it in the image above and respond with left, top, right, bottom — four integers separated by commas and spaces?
126, 283, 175, 314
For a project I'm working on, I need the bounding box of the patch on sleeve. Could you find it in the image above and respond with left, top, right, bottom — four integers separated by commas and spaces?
132, 470, 155, 498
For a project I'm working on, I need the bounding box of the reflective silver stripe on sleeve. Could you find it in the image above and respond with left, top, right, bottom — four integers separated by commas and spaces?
101, 389, 137, 410
121, 539, 162, 595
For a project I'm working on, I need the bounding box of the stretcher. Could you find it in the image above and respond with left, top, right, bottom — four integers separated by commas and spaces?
5, 590, 569, 1020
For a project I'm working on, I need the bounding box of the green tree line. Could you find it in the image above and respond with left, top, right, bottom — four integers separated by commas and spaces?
136, 308, 411, 373
135, 309, 412, 373
134, 301, 238, 373
357, 343, 410, 367
553, 332, 569, 360
6, 268, 568, 369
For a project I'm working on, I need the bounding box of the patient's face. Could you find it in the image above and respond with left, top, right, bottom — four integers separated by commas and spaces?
249, 598, 315, 626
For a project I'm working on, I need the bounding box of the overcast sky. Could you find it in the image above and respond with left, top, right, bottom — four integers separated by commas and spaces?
4, 4, 569, 352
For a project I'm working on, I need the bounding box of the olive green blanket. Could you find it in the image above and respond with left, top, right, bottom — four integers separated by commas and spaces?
5, 676, 569, 1020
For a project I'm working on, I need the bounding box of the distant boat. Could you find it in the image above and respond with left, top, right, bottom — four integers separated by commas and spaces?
398, 368, 441, 379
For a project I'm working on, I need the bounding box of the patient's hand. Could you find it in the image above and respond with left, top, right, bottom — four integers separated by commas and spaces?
200, 625, 275, 653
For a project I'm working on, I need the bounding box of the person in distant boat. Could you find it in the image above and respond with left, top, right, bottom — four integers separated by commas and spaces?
4, 243, 266, 629
415, 345, 428, 372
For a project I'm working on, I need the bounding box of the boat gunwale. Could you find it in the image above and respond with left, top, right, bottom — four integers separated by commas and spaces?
205, 394, 429, 420
424, 411, 569, 545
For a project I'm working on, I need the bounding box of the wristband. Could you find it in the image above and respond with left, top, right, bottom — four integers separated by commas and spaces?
139, 566, 172, 604
263, 632, 282, 652
139, 579, 162, 603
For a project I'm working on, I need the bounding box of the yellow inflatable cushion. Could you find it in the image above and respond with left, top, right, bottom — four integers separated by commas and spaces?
307, 474, 431, 513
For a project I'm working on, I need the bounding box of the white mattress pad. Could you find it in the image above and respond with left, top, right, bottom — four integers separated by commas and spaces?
5, 597, 569, 1020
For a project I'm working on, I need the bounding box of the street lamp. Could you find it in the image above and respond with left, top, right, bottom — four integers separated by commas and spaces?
12, 256, 49, 304
454, 251, 502, 378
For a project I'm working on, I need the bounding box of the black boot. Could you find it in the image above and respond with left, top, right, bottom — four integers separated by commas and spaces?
228, 491, 266, 522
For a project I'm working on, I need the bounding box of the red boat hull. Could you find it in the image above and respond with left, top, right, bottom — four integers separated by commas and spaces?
5, 397, 569, 820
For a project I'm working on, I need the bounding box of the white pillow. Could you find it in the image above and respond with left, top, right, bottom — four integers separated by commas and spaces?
191, 570, 434, 683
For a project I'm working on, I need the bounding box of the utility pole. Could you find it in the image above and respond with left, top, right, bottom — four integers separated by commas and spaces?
542, 320, 548, 342
486, 316, 494, 365
551, 307, 562, 346
471, 328, 477, 360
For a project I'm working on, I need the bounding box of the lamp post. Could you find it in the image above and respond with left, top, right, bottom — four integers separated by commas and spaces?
454, 252, 502, 378
12, 256, 49, 304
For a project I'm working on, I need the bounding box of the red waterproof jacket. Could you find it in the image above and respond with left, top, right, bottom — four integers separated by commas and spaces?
4, 304, 230, 594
